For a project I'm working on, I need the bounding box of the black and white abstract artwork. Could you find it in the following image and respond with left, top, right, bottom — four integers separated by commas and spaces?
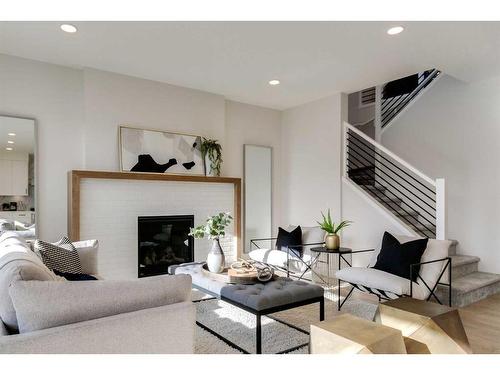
119, 126, 204, 175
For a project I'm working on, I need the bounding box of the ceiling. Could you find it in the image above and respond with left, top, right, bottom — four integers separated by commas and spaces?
1, 21, 500, 109
0, 116, 35, 153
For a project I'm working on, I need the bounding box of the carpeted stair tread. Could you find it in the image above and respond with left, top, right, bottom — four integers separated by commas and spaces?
451, 255, 480, 267
451, 272, 500, 294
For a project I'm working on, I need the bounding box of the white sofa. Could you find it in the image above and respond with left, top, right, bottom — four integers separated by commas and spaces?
335, 234, 452, 307
248, 226, 325, 275
0, 231, 195, 353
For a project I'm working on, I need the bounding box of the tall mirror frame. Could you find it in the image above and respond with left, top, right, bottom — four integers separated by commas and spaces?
0, 114, 38, 240
244, 144, 272, 253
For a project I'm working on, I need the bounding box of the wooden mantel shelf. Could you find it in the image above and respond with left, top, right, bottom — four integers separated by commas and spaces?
68, 170, 242, 255
70, 170, 241, 184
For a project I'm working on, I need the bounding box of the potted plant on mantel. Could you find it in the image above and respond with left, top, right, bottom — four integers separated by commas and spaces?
317, 209, 352, 250
189, 212, 233, 273
201, 138, 223, 177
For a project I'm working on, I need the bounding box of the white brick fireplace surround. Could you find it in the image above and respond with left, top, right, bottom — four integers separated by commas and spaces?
69, 171, 241, 280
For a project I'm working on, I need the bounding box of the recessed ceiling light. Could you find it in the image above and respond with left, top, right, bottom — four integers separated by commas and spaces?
268, 79, 280, 86
8, 133, 16, 136
6, 147, 13, 151
387, 26, 404, 35
60, 24, 78, 33
7, 141, 14, 144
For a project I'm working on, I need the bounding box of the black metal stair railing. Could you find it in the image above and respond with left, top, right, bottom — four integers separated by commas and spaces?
346, 127, 437, 237
381, 69, 440, 129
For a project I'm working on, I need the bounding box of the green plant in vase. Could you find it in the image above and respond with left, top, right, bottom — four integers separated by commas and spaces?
317, 209, 352, 250
189, 212, 233, 273
201, 138, 223, 177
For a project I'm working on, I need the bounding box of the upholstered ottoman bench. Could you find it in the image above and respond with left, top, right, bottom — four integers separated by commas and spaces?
170, 262, 325, 354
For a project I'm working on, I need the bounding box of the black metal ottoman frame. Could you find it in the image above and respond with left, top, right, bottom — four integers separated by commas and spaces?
193, 286, 324, 354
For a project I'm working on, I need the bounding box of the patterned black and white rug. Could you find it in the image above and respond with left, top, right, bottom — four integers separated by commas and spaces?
194, 295, 378, 354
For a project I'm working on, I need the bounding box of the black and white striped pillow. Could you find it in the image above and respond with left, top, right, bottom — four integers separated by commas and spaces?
35, 237, 83, 274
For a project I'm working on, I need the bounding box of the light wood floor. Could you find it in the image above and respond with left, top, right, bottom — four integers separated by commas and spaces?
459, 292, 500, 353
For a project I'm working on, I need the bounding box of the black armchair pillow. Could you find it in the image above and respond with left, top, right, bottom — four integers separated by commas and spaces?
373, 232, 428, 281
276, 226, 303, 256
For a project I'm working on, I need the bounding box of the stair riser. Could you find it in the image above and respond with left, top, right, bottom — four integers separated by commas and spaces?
452, 262, 479, 279
448, 243, 457, 255
442, 281, 500, 308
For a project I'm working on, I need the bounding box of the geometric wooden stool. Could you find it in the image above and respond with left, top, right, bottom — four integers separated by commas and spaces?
375, 298, 472, 354
310, 313, 407, 354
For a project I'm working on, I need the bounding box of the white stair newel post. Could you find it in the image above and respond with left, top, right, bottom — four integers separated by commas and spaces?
435, 178, 446, 240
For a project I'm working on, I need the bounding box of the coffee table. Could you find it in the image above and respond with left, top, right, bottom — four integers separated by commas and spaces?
170, 262, 325, 354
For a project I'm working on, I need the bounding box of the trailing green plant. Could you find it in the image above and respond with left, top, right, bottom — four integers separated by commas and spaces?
189, 212, 233, 240
317, 209, 352, 234
201, 138, 223, 176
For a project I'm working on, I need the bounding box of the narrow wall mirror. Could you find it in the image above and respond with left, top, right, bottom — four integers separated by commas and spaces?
244, 144, 272, 252
0, 115, 36, 240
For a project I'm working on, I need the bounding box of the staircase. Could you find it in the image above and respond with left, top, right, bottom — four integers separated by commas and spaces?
440, 243, 500, 307
343, 122, 500, 307
379, 69, 441, 130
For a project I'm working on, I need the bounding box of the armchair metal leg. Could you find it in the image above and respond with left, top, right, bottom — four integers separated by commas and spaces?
338, 286, 355, 311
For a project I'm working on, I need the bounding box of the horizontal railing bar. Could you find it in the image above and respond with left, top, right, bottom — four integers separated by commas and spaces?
382, 93, 409, 114
347, 135, 436, 202
381, 94, 403, 110
345, 122, 436, 186
347, 131, 436, 195
347, 148, 437, 223
346, 159, 435, 236
381, 69, 440, 128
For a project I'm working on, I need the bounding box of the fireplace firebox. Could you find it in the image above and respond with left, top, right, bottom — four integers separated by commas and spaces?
138, 215, 194, 278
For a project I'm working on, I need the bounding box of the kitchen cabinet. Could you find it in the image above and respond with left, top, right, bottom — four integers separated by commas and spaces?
0, 156, 29, 196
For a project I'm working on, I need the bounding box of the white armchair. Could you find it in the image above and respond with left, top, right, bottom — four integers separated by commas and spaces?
248, 226, 325, 279
335, 234, 452, 310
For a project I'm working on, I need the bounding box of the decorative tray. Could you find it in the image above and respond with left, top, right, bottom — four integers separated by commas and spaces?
201, 263, 276, 284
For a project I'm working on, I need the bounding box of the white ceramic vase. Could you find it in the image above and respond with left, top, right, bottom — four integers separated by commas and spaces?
206, 238, 225, 273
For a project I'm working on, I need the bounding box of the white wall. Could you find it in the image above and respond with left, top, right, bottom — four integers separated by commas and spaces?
0, 54, 282, 242
280, 94, 343, 228
348, 91, 374, 125
224, 100, 282, 234
83, 69, 226, 171
0, 54, 84, 240
382, 74, 500, 273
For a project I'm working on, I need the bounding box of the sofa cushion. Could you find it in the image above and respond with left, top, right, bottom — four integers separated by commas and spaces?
9, 274, 192, 333
336, 267, 427, 300
0, 232, 58, 332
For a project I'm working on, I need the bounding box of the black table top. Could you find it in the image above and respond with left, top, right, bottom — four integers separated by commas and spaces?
310, 246, 352, 254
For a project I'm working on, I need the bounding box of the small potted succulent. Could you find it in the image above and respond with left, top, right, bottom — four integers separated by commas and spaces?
317, 209, 352, 250
189, 212, 233, 273
201, 138, 223, 177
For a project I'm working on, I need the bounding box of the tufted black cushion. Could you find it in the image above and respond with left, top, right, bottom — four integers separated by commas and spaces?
220, 278, 324, 311
172, 263, 324, 312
